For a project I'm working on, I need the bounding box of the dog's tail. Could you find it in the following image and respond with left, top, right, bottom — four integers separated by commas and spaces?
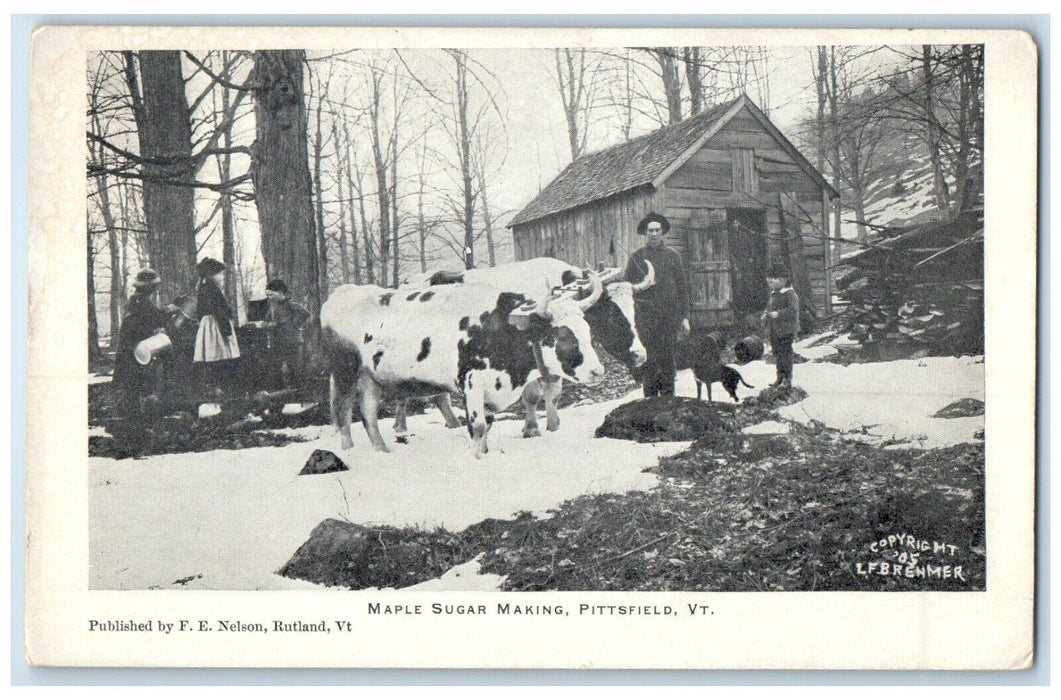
740, 377, 754, 388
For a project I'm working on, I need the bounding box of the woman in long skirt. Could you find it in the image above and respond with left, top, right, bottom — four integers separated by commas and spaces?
193, 257, 240, 394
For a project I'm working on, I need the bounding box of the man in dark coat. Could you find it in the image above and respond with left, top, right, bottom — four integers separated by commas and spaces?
262, 279, 311, 388
624, 212, 691, 397
113, 269, 171, 415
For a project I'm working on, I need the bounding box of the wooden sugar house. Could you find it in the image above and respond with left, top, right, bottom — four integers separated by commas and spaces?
508, 94, 839, 329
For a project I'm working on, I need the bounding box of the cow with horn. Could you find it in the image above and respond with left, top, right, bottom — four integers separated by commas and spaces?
320, 273, 607, 456
394, 257, 655, 438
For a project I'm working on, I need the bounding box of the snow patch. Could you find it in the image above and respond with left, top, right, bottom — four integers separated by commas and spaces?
743, 421, 790, 435
89, 394, 686, 590
405, 556, 505, 592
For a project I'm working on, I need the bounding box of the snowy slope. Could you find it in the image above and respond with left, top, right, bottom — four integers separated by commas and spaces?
837, 131, 977, 243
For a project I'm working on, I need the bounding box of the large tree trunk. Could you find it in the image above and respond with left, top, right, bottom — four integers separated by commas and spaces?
127, 50, 197, 303
250, 50, 320, 344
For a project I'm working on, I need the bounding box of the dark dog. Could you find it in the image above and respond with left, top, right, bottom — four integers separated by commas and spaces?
675, 329, 755, 402
695, 364, 753, 402
685, 331, 753, 402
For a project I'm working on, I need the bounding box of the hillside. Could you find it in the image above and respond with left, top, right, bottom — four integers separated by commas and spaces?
835, 129, 981, 247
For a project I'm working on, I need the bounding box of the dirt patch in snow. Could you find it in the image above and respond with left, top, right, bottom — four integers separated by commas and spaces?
465, 428, 984, 591
279, 412, 984, 592
933, 398, 985, 418
595, 396, 738, 443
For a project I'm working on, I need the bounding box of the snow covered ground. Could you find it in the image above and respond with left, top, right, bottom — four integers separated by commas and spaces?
89, 396, 688, 591
88, 353, 984, 591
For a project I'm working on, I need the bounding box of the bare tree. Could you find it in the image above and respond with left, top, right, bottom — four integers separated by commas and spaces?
118, 51, 198, 302
339, 115, 363, 284
836, 90, 888, 243
87, 63, 125, 347
309, 62, 332, 299
553, 48, 600, 161
921, 45, 951, 215
250, 50, 321, 339
211, 51, 243, 311
350, 152, 375, 285
683, 47, 704, 115
648, 48, 684, 125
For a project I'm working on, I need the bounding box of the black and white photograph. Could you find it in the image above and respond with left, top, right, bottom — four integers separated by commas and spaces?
25, 25, 1035, 669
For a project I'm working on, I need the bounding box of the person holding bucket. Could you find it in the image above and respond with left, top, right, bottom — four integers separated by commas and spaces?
261, 279, 311, 389
193, 257, 240, 393
761, 261, 801, 390
113, 269, 172, 415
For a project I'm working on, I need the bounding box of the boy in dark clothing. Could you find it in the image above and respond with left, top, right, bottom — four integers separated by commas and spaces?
262, 279, 311, 388
624, 212, 691, 397
761, 262, 801, 389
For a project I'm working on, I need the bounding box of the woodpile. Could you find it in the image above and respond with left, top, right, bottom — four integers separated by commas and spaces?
835, 209, 984, 357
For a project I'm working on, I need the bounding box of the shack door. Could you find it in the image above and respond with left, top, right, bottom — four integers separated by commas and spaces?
686, 209, 732, 327
728, 208, 768, 317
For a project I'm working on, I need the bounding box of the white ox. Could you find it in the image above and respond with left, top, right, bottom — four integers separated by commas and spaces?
320, 278, 606, 455
396, 257, 654, 437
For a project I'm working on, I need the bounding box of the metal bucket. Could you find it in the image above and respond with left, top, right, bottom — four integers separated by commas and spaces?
134, 331, 172, 365
734, 335, 765, 364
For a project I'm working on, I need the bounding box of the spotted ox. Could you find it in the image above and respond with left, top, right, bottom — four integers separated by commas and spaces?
320, 279, 606, 455
398, 257, 654, 437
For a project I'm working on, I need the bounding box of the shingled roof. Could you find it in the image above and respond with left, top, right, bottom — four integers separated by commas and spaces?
509, 94, 835, 228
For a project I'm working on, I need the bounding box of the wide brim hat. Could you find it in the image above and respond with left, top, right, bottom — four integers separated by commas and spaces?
196, 257, 227, 278
637, 212, 671, 236
132, 268, 162, 288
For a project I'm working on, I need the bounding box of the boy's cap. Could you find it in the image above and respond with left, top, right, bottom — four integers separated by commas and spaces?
266, 279, 290, 295
768, 262, 789, 279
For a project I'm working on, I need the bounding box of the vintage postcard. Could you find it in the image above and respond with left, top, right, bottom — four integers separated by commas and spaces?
25, 25, 1036, 668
